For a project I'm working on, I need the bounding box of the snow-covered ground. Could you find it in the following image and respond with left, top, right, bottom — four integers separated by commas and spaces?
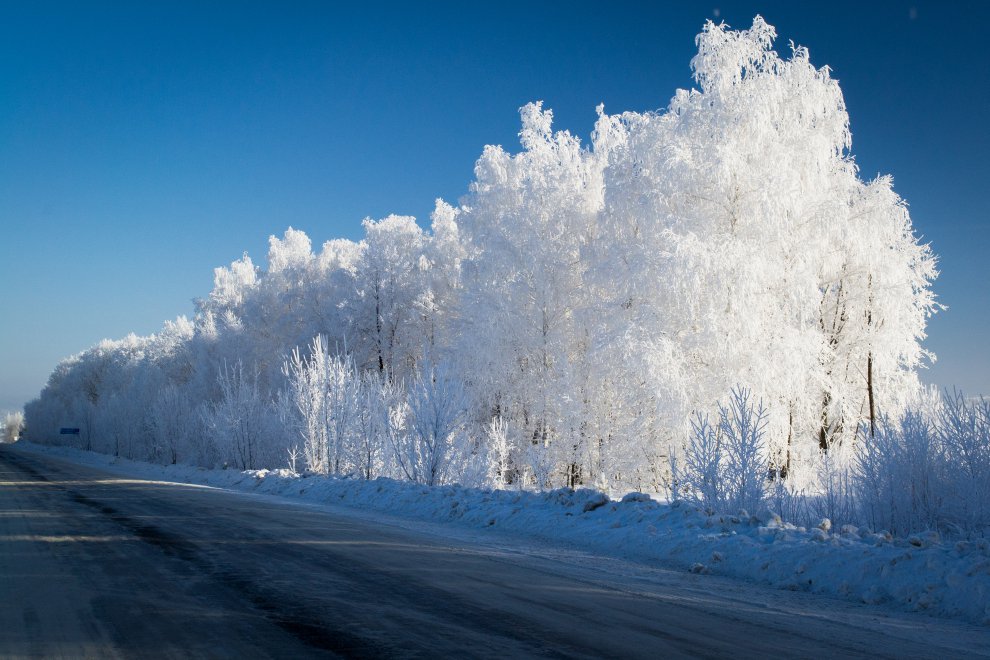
17, 441, 990, 627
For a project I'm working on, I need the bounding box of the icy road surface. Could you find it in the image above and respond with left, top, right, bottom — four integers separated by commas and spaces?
1, 445, 987, 659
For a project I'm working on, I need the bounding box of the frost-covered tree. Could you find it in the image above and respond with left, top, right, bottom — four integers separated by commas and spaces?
817, 177, 937, 449
418, 200, 464, 360
456, 101, 604, 487
350, 371, 396, 480
352, 215, 427, 379
2, 411, 23, 443
203, 360, 273, 469
22, 16, 938, 506
591, 16, 935, 472
394, 363, 467, 486
283, 339, 330, 472
485, 415, 514, 488
150, 384, 197, 465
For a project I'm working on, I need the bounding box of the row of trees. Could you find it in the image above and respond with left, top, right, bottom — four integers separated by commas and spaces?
24, 18, 937, 496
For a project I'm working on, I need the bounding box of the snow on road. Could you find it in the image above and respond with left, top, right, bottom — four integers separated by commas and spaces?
11, 441, 990, 640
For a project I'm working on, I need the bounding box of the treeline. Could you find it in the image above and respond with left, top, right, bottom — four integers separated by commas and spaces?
25, 18, 937, 496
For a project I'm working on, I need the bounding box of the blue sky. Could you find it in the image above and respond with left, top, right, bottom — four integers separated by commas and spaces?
1, 1, 988, 411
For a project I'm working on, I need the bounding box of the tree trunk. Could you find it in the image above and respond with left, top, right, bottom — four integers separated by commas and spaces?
782, 407, 793, 479
867, 351, 876, 438
866, 274, 876, 438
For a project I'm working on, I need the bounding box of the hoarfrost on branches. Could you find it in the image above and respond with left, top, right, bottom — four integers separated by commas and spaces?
23, 17, 958, 535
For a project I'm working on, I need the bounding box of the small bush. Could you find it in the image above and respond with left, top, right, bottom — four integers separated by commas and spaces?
854, 392, 990, 539
680, 387, 768, 514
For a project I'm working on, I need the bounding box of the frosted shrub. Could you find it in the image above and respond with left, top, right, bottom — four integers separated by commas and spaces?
855, 413, 939, 535
526, 440, 555, 491
758, 393, 990, 538
809, 447, 856, 530
936, 392, 990, 535
720, 388, 769, 514
286, 444, 302, 474
683, 412, 724, 512
203, 360, 274, 470
767, 476, 809, 528
282, 336, 364, 475
682, 387, 768, 514
283, 339, 329, 473
395, 363, 467, 486
663, 449, 683, 503
323, 353, 360, 475
349, 372, 396, 480
486, 416, 514, 488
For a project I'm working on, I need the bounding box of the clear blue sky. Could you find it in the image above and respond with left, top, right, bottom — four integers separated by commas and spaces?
1, 1, 988, 412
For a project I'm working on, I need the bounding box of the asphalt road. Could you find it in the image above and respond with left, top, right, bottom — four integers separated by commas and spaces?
1, 444, 988, 659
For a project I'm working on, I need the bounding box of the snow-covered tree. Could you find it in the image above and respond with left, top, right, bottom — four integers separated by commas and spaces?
591, 16, 935, 472
22, 16, 938, 511
150, 384, 197, 465
2, 411, 23, 443
203, 360, 273, 469
352, 215, 427, 379
394, 363, 467, 486
455, 101, 604, 487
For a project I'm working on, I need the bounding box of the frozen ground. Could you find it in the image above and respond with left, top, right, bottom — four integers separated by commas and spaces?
16, 441, 990, 628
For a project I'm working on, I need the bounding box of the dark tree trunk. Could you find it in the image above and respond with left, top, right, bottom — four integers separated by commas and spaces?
819, 393, 841, 453
866, 274, 876, 438
819, 393, 828, 452
783, 407, 793, 479
566, 462, 581, 488
867, 352, 876, 438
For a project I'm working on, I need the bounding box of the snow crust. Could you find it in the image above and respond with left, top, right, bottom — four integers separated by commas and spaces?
18, 441, 990, 626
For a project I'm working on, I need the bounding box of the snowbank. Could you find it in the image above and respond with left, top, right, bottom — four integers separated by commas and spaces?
16, 442, 990, 626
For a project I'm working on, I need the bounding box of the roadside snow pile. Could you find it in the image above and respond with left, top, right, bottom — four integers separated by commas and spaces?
18, 442, 990, 625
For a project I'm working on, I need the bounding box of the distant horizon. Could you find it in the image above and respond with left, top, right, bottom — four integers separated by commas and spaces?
2, 1, 988, 411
